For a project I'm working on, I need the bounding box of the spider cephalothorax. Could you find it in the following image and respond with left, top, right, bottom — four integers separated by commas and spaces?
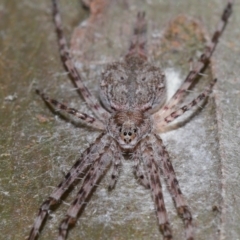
108, 110, 152, 149
28, 1, 232, 240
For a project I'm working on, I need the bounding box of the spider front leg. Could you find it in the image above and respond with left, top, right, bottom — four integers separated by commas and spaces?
152, 134, 194, 240
158, 1, 232, 119
28, 133, 110, 240
52, 0, 110, 121
58, 147, 113, 240
141, 140, 173, 240
108, 143, 123, 190
133, 148, 150, 189
36, 89, 104, 130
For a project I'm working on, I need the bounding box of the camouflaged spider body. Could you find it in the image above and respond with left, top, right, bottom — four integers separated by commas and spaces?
28, 1, 233, 240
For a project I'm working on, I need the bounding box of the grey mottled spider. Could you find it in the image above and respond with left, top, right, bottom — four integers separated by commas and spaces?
28, 1, 233, 240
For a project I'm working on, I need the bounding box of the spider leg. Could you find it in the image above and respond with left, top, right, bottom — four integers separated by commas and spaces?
159, 78, 217, 128
58, 149, 112, 240
28, 133, 110, 240
52, 0, 109, 122
152, 134, 194, 240
158, 1, 232, 119
108, 142, 122, 190
133, 148, 150, 189
141, 139, 173, 240
126, 11, 147, 61
36, 89, 104, 130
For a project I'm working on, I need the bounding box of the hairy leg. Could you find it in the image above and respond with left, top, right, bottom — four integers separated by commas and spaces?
158, 78, 217, 128
52, 0, 109, 121
125, 11, 148, 61
28, 133, 110, 240
141, 140, 173, 240
36, 89, 104, 130
108, 142, 122, 190
152, 134, 194, 240
133, 148, 150, 189
158, 1, 232, 119
58, 150, 112, 240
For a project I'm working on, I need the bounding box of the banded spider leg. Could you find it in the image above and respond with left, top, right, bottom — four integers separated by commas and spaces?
155, 1, 233, 127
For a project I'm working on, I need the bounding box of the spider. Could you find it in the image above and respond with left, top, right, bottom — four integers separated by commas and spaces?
28, 1, 233, 240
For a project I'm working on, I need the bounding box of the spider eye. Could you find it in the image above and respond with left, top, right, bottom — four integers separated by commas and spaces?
119, 128, 122, 132
123, 132, 127, 136
133, 128, 137, 133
